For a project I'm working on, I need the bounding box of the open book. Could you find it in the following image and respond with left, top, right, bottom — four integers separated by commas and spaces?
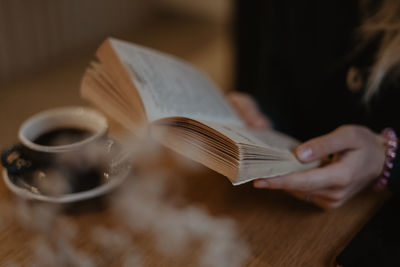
80, 38, 317, 185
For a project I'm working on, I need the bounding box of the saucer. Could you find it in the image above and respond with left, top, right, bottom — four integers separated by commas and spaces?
2, 157, 131, 203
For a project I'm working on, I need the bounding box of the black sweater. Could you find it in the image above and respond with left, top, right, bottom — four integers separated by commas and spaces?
234, 0, 400, 191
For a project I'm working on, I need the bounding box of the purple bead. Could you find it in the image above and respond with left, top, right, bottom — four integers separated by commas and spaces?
387, 150, 396, 159
383, 128, 397, 139
388, 140, 398, 149
383, 170, 391, 178
376, 128, 398, 191
375, 179, 387, 191
386, 160, 394, 169
380, 178, 389, 186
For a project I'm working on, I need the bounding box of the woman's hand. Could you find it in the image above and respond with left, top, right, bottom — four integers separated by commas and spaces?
227, 92, 385, 209
254, 125, 386, 209
227, 91, 271, 129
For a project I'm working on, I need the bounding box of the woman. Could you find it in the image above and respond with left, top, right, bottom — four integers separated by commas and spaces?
231, 0, 400, 209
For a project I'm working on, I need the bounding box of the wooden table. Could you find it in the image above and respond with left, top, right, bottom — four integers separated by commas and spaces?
0, 149, 389, 267
0, 18, 390, 267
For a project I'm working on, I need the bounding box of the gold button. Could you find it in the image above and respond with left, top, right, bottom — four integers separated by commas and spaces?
346, 66, 364, 93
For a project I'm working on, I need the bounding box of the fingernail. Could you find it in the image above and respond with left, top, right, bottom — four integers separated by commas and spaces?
297, 147, 312, 160
254, 180, 269, 188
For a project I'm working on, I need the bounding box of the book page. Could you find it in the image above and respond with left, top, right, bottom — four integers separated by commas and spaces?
201, 121, 299, 151
151, 117, 318, 184
107, 38, 243, 126
235, 159, 316, 185
246, 128, 300, 150
198, 122, 318, 185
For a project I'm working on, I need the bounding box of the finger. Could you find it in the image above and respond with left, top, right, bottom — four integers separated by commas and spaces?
312, 183, 371, 209
286, 187, 344, 201
311, 196, 345, 210
228, 92, 271, 129
289, 182, 361, 209
286, 190, 309, 202
253, 162, 350, 191
242, 111, 270, 129
228, 92, 256, 109
296, 125, 367, 163
291, 191, 345, 209
286, 190, 342, 209
307, 187, 348, 202
228, 92, 258, 115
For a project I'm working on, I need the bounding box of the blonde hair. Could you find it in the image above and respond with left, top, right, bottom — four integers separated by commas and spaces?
360, 0, 400, 99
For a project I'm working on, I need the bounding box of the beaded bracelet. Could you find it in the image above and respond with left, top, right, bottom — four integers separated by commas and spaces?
374, 128, 398, 191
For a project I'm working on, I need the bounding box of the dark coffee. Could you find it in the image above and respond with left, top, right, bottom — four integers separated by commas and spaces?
34, 127, 93, 146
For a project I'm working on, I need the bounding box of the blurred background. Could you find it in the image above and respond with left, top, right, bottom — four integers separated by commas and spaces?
0, 0, 234, 144
0, 0, 233, 88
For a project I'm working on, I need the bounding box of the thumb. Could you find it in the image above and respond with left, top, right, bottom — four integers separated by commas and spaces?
296, 126, 359, 163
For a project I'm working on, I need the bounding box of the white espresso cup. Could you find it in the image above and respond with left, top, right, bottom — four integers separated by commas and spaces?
1, 106, 109, 193
1, 106, 132, 203
18, 106, 108, 153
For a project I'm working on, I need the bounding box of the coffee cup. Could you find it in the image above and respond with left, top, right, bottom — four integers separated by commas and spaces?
1, 106, 111, 195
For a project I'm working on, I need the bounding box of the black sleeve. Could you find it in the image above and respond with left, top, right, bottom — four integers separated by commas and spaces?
388, 145, 400, 193
368, 67, 400, 193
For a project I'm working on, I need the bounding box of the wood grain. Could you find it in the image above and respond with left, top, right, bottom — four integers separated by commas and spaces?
0, 157, 389, 267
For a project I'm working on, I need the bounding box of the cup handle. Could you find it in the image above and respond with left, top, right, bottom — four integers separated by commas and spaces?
1, 145, 34, 175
